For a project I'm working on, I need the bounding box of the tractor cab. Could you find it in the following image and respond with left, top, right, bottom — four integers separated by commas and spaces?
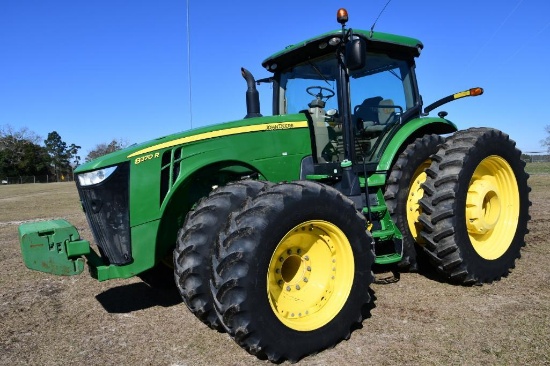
262, 10, 423, 174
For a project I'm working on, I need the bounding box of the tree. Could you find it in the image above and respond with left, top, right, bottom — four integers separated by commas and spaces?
0, 125, 49, 177
18, 142, 51, 176
541, 125, 550, 153
44, 131, 80, 181
85, 139, 128, 162
67, 143, 82, 167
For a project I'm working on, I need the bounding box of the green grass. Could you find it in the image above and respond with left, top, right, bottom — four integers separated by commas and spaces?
525, 161, 550, 175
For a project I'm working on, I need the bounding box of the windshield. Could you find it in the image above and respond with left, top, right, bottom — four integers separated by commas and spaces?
279, 53, 415, 115
279, 57, 338, 114
278, 51, 416, 164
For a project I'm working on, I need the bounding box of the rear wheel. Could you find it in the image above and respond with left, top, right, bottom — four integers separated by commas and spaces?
385, 134, 445, 271
212, 181, 374, 362
173, 180, 269, 331
419, 128, 530, 284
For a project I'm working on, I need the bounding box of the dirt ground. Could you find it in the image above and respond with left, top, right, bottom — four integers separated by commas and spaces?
1, 175, 549, 366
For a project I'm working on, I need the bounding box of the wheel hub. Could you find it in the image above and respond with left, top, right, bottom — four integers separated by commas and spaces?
267, 221, 354, 331
276, 251, 312, 294
465, 155, 520, 260
466, 179, 501, 235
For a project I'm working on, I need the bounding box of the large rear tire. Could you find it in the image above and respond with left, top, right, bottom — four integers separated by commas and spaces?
385, 134, 445, 271
173, 180, 269, 331
419, 128, 530, 284
212, 181, 374, 362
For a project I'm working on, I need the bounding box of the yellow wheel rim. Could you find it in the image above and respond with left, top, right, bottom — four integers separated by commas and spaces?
466, 155, 519, 260
406, 160, 431, 244
267, 220, 354, 331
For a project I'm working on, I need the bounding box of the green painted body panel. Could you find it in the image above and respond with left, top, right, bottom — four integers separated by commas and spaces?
375, 117, 457, 174
74, 114, 310, 173
90, 219, 161, 280
80, 114, 311, 280
129, 114, 310, 226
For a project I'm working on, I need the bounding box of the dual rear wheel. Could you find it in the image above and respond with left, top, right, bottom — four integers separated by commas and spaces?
174, 180, 374, 362
388, 128, 530, 284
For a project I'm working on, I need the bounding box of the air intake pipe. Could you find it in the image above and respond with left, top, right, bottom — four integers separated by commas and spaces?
241, 67, 262, 118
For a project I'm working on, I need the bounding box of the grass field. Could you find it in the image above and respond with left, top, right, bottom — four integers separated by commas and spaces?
526, 161, 550, 175
1, 178, 549, 365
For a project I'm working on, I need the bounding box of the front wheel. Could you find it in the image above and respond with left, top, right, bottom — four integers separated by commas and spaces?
211, 181, 374, 363
173, 180, 269, 331
419, 128, 530, 284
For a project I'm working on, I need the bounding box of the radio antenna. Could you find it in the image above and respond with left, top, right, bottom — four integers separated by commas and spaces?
370, 0, 393, 37
186, 0, 193, 128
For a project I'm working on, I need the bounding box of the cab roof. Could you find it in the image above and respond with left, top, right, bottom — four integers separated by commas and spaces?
262, 29, 423, 72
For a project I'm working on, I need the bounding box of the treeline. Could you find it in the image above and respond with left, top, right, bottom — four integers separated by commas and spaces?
522, 154, 550, 163
0, 125, 127, 181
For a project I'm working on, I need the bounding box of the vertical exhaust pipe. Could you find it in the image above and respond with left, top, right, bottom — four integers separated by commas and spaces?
241, 67, 262, 118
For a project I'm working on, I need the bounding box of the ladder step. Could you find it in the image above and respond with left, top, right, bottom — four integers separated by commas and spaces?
363, 205, 386, 214
371, 229, 395, 239
375, 253, 402, 265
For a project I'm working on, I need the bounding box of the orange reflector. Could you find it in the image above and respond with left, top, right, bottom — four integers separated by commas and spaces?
470, 87, 484, 96
337, 8, 348, 24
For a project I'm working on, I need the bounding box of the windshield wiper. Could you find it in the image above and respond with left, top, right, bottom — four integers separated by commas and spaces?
307, 61, 332, 87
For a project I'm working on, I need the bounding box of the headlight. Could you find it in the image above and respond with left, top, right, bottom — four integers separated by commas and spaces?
77, 166, 117, 186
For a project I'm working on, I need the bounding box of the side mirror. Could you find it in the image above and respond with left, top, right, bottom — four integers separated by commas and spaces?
345, 38, 366, 71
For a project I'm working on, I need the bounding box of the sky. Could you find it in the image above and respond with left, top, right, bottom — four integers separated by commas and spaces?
1, 0, 549, 157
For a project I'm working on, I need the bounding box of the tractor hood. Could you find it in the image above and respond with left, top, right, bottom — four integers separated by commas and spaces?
74, 115, 306, 174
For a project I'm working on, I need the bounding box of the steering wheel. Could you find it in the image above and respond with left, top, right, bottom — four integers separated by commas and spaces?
306, 86, 335, 101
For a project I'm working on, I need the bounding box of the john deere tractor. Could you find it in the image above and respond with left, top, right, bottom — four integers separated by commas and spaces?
19, 8, 530, 362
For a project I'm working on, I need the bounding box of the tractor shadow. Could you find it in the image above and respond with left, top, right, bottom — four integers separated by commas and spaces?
373, 260, 451, 286
95, 282, 182, 313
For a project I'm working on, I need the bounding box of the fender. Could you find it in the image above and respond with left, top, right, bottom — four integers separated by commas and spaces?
377, 117, 457, 172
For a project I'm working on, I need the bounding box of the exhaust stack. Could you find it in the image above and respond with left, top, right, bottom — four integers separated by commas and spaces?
241, 67, 262, 118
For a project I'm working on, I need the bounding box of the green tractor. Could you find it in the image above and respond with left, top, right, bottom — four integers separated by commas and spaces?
19, 8, 530, 362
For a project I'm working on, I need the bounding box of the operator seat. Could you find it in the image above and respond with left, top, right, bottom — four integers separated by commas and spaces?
353, 96, 383, 130
378, 99, 396, 125
353, 98, 396, 159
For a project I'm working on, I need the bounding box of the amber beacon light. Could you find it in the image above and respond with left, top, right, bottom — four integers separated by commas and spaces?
337, 8, 348, 24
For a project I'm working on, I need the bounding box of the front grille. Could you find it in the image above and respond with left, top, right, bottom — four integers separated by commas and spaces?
76, 162, 131, 265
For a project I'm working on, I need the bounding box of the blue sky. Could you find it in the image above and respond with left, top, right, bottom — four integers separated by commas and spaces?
1, 0, 549, 157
